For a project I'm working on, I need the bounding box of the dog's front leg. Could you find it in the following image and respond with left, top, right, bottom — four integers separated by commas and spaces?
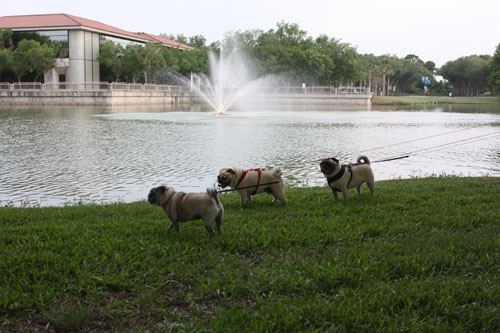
168, 222, 180, 232
202, 220, 215, 237
239, 191, 248, 207
330, 187, 338, 200
341, 189, 348, 201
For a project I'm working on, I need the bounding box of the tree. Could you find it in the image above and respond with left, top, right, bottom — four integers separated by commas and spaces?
177, 49, 207, 75
97, 41, 124, 81
188, 35, 207, 49
439, 55, 491, 96
404, 54, 423, 63
424, 61, 436, 73
253, 22, 310, 80
11, 39, 56, 82
221, 22, 361, 86
0, 29, 13, 50
32, 43, 57, 81
0, 48, 13, 80
324, 40, 363, 85
121, 44, 145, 82
488, 43, 500, 96
159, 46, 181, 73
154, 22, 365, 86
393, 59, 426, 94
140, 43, 166, 83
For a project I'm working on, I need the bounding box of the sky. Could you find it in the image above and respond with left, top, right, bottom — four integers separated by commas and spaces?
2, 0, 500, 67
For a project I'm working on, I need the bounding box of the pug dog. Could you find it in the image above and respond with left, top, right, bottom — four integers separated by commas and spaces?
148, 185, 224, 236
217, 167, 288, 207
320, 155, 374, 201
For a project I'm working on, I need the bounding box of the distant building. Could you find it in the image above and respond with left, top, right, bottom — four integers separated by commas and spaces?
0, 13, 193, 84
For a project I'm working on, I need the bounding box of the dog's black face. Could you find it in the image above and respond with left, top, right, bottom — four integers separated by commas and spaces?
320, 158, 339, 175
217, 168, 236, 188
217, 175, 230, 188
148, 186, 165, 204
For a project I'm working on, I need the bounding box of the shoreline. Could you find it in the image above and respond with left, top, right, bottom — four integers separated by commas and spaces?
372, 95, 500, 105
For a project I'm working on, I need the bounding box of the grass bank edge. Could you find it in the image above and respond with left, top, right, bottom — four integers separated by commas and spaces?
373, 95, 500, 105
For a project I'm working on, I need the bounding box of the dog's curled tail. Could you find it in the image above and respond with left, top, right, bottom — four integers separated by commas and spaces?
357, 155, 370, 164
272, 167, 282, 176
207, 188, 222, 207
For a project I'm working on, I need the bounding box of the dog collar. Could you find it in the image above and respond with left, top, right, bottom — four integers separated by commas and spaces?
327, 165, 346, 185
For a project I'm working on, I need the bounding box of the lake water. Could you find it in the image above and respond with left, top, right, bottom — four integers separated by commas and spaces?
1, 103, 499, 206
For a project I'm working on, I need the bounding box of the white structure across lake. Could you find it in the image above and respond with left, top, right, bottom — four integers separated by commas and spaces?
0, 14, 193, 85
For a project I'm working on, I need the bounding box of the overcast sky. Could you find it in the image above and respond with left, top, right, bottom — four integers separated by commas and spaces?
3, 0, 499, 67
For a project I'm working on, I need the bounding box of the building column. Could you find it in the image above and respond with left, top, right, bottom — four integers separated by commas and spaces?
67, 30, 85, 84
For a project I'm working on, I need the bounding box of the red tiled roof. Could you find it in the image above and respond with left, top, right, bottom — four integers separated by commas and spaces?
137, 32, 194, 50
0, 13, 183, 46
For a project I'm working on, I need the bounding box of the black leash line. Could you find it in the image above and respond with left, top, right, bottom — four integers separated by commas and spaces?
347, 155, 410, 166
287, 130, 499, 167
216, 181, 281, 193
347, 131, 498, 165
286, 154, 410, 167
372, 155, 410, 164
403, 132, 500, 156
353, 125, 486, 155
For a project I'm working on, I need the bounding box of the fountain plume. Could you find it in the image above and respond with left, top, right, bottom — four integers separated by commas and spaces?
174, 48, 265, 115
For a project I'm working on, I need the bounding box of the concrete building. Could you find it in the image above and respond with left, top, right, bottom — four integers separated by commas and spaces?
0, 13, 193, 84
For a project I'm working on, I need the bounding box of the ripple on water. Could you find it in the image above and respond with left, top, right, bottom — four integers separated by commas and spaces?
1, 107, 499, 206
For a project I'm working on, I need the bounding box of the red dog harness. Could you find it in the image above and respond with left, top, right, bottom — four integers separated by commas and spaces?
162, 191, 176, 212
235, 168, 267, 195
162, 191, 188, 222
176, 193, 187, 222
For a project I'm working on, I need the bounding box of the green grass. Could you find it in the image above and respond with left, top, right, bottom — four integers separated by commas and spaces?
1, 177, 499, 331
374, 95, 500, 105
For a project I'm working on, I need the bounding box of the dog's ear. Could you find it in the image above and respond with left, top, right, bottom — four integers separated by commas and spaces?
159, 186, 166, 194
331, 157, 339, 163
227, 168, 236, 174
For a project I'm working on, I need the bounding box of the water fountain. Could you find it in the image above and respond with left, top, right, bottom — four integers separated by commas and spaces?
184, 48, 264, 115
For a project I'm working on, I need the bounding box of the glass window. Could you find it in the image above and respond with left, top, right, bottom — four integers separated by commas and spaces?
13, 30, 69, 58
100, 35, 142, 48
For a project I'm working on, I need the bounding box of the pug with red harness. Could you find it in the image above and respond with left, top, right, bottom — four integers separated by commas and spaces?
217, 167, 288, 208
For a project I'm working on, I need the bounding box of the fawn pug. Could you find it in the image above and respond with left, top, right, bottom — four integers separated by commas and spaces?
217, 167, 287, 207
148, 185, 224, 236
320, 155, 374, 201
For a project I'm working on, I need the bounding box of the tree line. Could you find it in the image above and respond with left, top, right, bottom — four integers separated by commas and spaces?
1, 24, 500, 96
0, 29, 58, 82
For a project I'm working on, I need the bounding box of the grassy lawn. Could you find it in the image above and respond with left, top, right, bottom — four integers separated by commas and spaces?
373, 95, 500, 105
1, 177, 499, 331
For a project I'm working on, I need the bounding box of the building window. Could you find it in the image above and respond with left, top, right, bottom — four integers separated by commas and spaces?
12, 30, 69, 58
99, 35, 142, 48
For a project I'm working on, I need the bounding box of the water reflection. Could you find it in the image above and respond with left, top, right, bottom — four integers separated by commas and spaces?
0, 104, 499, 206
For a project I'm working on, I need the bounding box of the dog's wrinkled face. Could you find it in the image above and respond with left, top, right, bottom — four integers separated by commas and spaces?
320, 158, 339, 175
217, 168, 236, 188
148, 186, 166, 205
